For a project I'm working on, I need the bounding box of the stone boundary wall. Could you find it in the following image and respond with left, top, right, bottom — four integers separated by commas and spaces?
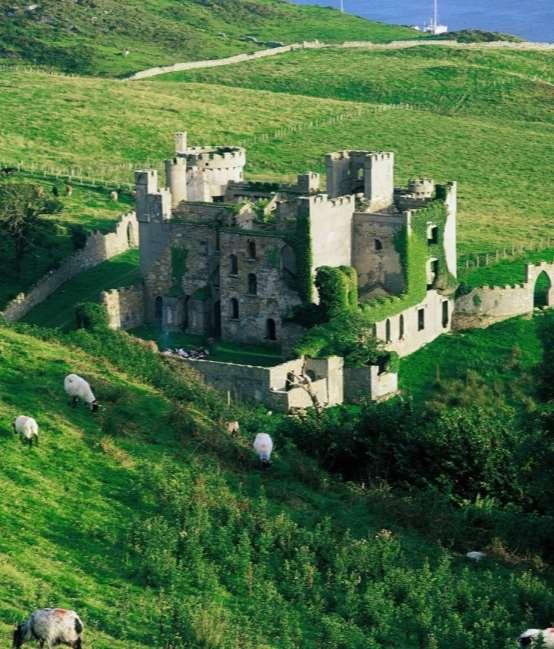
126, 40, 554, 81
1, 212, 139, 322
453, 261, 554, 330
101, 284, 145, 330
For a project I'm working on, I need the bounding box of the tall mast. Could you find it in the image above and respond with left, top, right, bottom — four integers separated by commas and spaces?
433, 0, 438, 28
340, 0, 344, 13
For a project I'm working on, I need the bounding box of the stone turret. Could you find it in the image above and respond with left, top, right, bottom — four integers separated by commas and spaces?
165, 156, 187, 208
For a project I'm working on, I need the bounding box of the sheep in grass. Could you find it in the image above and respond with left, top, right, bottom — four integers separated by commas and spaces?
64, 374, 99, 411
518, 628, 554, 647
13, 608, 84, 649
12, 416, 39, 447
253, 433, 273, 468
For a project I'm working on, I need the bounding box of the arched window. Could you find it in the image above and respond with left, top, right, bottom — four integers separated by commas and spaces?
399, 314, 405, 340
230, 254, 238, 275
248, 273, 257, 295
231, 298, 239, 319
534, 271, 552, 308
247, 240, 256, 260
428, 226, 439, 245
266, 318, 277, 341
385, 318, 391, 343
374, 238, 383, 252
155, 296, 163, 321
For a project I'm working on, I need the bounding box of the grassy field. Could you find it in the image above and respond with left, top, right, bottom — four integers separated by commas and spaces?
22, 249, 140, 329
0, 321, 553, 648
0, 0, 419, 76
399, 314, 545, 402
1, 64, 553, 256
0, 174, 132, 308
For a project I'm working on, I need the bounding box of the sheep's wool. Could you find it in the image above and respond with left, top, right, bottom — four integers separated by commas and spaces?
64, 374, 95, 404
253, 433, 273, 460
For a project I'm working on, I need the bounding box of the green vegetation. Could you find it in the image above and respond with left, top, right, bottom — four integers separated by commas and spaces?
0, 173, 132, 308
23, 249, 140, 329
1, 49, 552, 255
399, 314, 544, 403
131, 325, 282, 367
459, 248, 554, 289
1, 319, 554, 648
0, 0, 418, 76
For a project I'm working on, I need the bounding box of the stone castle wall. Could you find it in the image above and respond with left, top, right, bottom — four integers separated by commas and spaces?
1, 212, 139, 322
453, 261, 554, 330
101, 284, 145, 330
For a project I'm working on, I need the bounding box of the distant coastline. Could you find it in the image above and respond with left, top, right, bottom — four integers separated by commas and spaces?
292, 0, 554, 44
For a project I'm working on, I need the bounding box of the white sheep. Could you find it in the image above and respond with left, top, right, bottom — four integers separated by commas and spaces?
12, 416, 39, 447
64, 374, 99, 411
518, 628, 554, 647
466, 551, 487, 561
253, 433, 273, 468
110, 190, 118, 201
13, 608, 84, 649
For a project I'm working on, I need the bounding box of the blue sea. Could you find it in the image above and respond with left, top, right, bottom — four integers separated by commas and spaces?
293, 0, 554, 43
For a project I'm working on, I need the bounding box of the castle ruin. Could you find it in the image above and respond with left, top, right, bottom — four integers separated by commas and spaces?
135, 132, 457, 358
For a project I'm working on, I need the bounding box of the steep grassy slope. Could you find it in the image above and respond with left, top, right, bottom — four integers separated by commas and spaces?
0, 0, 418, 76
1, 65, 553, 255
1, 322, 554, 648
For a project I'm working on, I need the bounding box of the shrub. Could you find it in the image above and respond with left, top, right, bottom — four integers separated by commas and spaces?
75, 301, 109, 332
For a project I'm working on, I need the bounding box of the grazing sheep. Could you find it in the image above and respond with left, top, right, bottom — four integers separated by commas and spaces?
518, 628, 554, 647
110, 190, 118, 201
65, 184, 73, 197
226, 421, 240, 434
12, 416, 39, 447
253, 433, 273, 468
466, 551, 486, 561
13, 608, 84, 649
64, 374, 99, 411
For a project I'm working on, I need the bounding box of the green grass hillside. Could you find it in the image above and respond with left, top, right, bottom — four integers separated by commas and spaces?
1, 321, 554, 648
1, 62, 553, 255
0, 0, 418, 76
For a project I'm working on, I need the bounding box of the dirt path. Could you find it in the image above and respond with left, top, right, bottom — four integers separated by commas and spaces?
125, 38, 554, 81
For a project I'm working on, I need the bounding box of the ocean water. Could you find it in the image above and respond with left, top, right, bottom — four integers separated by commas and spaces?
293, 0, 554, 43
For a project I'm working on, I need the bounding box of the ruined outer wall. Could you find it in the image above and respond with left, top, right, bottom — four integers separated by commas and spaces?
101, 285, 145, 330
374, 290, 454, 357
1, 212, 139, 322
344, 366, 398, 402
352, 212, 405, 296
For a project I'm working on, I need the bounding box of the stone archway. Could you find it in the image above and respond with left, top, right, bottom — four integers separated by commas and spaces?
534, 270, 552, 308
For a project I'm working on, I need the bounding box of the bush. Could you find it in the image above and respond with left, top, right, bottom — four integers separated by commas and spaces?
69, 223, 88, 251
75, 301, 109, 332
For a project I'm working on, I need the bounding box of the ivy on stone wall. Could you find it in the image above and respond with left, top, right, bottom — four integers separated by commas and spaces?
359, 199, 457, 323
169, 247, 187, 296
315, 266, 358, 320
290, 209, 313, 304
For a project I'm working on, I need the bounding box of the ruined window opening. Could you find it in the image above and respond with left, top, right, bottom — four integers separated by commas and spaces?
155, 296, 163, 321
372, 323, 377, 338
126, 222, 133, 247
385, 318, 391, 343
417, 308, 425, 331
213, 196, 224, 203
247, 240, 256, 260
399, 314, 405, 340
442, 300, 449, 328
266, 318, 277, 340
428, 226, 439, 245
374, 238, 383, 252
230, 254, 238, 275
231, 298, 239, 319
248, 273, 257, 295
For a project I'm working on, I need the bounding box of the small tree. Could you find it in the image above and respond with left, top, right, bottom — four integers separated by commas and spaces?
0, 183, 62, 276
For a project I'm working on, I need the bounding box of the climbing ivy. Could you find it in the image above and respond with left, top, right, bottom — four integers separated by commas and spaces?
169, 247, 187, 296
315, 266, 358, 320
289, 208, 313, 304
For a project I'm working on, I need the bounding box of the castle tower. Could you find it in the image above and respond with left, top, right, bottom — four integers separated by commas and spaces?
363, 152, 394, 211
134, 169, 171, 223
165, 156, 187, 208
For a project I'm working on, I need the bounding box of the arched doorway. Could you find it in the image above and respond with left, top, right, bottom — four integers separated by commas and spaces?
534, 271, 552, 308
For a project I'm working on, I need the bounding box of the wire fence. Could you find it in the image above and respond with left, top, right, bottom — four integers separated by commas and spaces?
459, 238, 554, 272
